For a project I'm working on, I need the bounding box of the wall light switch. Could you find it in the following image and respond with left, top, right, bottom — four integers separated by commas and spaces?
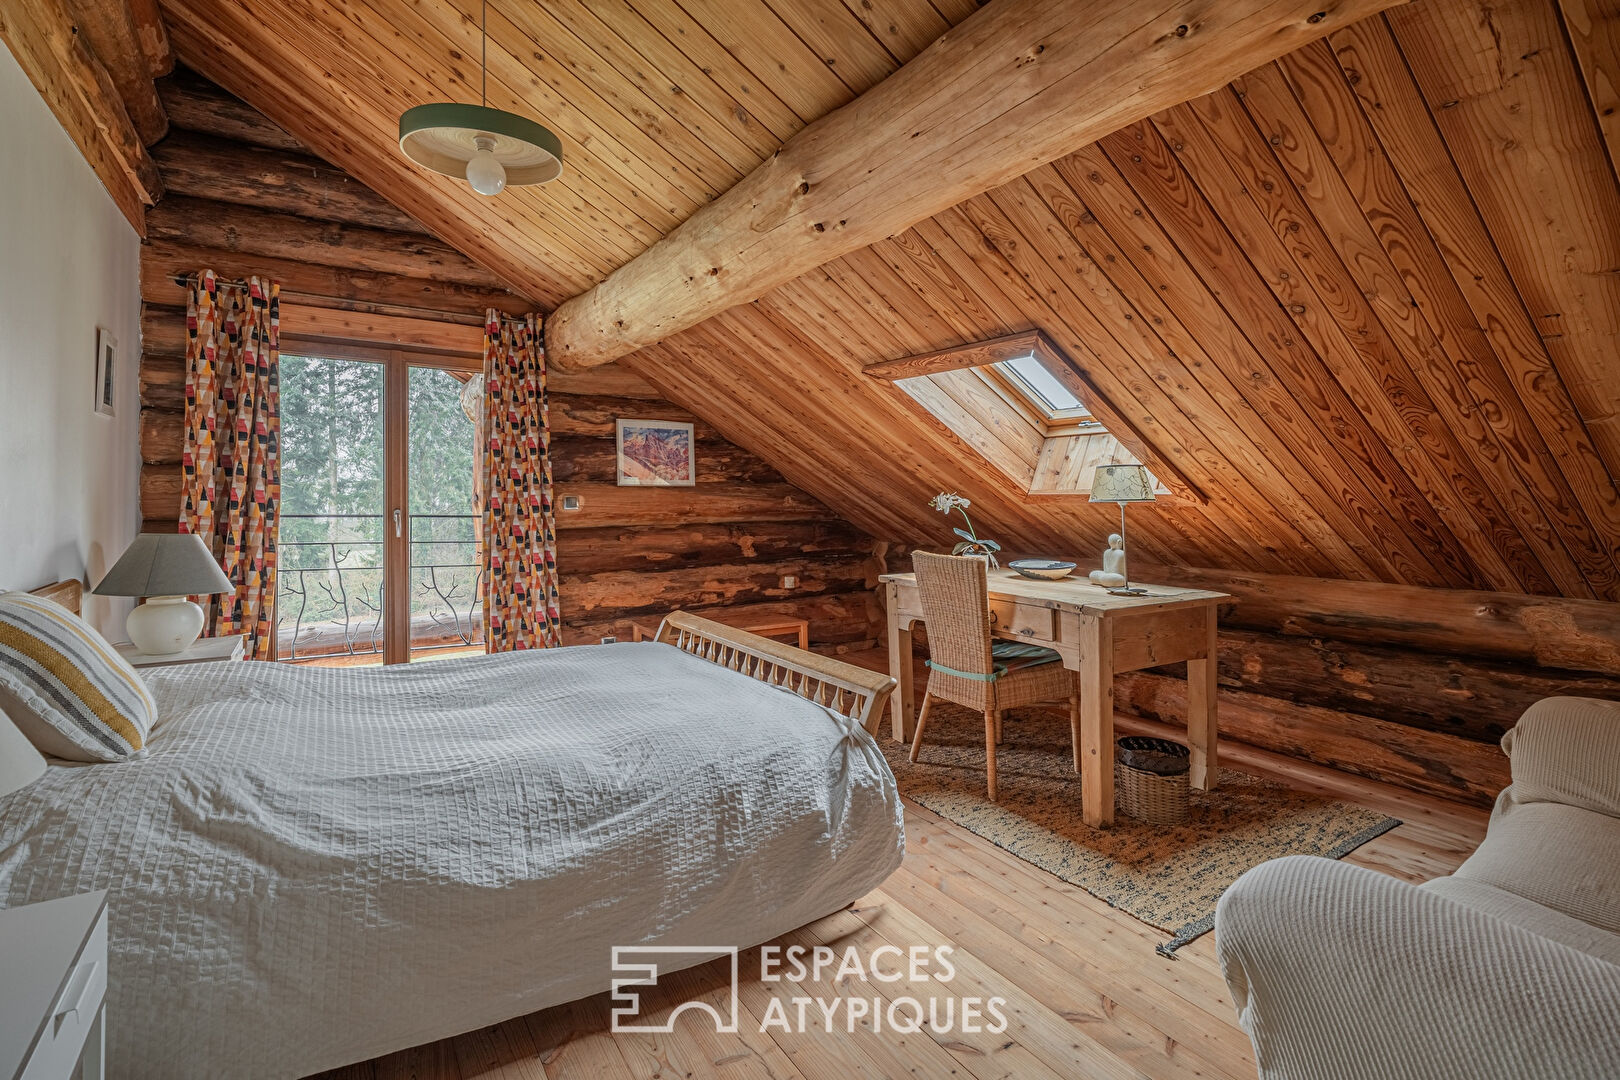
562, 495, 582, 511
600, 635, 617, 644
780, 575, 798, 589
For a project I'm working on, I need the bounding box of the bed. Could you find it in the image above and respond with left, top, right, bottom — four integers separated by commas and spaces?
0, 595, 904, 1079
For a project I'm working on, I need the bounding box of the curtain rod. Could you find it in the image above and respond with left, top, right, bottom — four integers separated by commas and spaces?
169, 272, 261, 290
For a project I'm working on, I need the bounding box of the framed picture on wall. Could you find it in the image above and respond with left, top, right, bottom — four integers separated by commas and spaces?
93, 328, 117, 418
615, 418, 695, 487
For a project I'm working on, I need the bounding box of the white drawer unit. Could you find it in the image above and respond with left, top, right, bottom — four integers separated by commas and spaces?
0, 892, 108, 1080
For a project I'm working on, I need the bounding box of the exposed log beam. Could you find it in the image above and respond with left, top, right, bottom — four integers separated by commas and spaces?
0, 0, 161, 233
65, 0, 166, 143
545, 0, 1407, 371
124, 0, 170, 77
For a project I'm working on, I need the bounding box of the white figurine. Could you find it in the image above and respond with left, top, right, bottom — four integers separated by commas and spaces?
1089, 533, 1128, 588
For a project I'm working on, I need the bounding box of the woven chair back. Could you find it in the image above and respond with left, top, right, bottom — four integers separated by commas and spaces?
912, 551, 995, 678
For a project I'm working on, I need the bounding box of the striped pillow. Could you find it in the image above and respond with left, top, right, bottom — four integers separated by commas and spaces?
0, 591, 156, 761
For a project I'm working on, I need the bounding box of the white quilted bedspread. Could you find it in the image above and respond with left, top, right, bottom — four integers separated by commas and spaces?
0, 643, 905, 1079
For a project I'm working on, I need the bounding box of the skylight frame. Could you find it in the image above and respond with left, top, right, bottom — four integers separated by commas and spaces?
861, 329, 1199, 502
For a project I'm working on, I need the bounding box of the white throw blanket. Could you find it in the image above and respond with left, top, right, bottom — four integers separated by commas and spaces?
0, 643, 905, 1078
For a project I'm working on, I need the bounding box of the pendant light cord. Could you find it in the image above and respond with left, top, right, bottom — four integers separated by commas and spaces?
480, 0, 487, 107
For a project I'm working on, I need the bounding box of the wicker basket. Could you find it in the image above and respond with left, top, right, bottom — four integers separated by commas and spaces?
1115, 736, 1191, 825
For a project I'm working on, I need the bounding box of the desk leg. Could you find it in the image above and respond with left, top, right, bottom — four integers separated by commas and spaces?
887, 595, 917, 742
1080, 617, 1114, 828
1188, 606, 1218, 790
82, 1002, 106, 1080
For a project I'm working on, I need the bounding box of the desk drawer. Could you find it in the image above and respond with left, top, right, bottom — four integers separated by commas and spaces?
22, 908, 107, 1080
989, 600, 1055, 642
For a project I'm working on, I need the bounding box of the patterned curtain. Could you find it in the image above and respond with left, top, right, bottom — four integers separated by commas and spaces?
481, 310, 562, 650
179, 270, 281, 659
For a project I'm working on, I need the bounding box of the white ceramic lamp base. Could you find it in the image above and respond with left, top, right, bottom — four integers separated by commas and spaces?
126, 596, 206, 655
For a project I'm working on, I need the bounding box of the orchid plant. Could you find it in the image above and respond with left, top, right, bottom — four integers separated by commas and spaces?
929, 492, 1000, 567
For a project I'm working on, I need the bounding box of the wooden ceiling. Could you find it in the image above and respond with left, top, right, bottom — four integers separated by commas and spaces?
153, 0, 983, 308
614, 0, 1620, 600
31, 0, 1618, 600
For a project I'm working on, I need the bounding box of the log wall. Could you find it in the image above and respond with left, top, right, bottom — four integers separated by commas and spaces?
136, 68, 886, 652
987, 558, 1619, 808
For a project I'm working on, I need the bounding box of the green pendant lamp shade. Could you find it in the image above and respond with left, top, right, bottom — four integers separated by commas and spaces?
399, 103, 563, 195
397, 0, 561, 196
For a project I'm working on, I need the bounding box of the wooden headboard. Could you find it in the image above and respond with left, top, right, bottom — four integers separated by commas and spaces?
29, 580, 83, 615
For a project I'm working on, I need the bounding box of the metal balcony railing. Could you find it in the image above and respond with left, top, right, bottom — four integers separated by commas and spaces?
276, 513, 484, 662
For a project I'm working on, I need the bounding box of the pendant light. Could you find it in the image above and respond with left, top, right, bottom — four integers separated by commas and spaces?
398, 0, 563, 196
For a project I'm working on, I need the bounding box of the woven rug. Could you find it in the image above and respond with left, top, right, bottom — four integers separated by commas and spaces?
884, 700, 1400, 956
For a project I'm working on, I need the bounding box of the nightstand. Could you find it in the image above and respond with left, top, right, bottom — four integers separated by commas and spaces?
115, 635, 245, 669
0, 891, 109, 1080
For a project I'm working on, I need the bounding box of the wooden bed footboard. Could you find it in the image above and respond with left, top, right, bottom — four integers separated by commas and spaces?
654, 612, 896, 734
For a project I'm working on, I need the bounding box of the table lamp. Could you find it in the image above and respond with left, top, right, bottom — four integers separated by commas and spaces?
93, 533, 234, 655
1088, 464, 1157, 596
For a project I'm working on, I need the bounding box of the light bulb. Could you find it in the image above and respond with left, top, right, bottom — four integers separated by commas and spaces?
466, 139, 506, 196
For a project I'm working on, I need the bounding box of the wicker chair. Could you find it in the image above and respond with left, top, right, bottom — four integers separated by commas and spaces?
908, 551, 1078, 801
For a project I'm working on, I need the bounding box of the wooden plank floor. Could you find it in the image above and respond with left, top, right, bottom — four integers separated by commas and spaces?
311, 648, 1491, 1080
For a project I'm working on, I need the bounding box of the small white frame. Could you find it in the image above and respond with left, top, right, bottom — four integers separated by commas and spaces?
93, 328, 117, 418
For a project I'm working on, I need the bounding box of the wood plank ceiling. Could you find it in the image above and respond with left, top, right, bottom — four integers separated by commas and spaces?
151, 0, 1620, 600
622, 0, 1620, 600
154, 0, 981, 308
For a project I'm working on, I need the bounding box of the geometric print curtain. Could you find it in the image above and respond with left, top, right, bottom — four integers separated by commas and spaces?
481, 309, 562, 650
179, 270, 281, 660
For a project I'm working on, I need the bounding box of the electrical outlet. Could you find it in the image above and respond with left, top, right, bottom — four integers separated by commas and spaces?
600, 635, 617, 644
562, 494, 582, 511
780, 575, 798, 589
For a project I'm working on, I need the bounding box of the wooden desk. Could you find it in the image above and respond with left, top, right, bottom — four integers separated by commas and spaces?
881, 569, 1227, 827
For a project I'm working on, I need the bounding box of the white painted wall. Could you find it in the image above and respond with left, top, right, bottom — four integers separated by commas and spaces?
0, 45, 142, 637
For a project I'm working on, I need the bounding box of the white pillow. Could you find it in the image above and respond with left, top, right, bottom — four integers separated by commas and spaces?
0, 591, 155, 761
0, 703, 47, 795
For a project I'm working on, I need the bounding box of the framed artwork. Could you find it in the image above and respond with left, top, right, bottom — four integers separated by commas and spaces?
93, 328, 117, 417
616, 418, 695, 486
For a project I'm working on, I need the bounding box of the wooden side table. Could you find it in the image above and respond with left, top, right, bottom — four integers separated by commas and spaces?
0, 891, 109, 1080
115, 635, 245, 669
633, 616, 810, 651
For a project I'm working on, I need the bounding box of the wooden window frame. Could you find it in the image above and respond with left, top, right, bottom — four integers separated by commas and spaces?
276, 338, 482, 665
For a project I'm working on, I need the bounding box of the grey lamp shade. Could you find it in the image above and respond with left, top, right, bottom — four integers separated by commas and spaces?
93, 533, 234, 598
1089, 464, 1157, 504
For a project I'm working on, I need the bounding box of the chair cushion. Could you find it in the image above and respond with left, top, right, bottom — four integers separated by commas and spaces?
0, 591, 154, 761
1453, 794, 1620, 936
990, 640, 1062, 674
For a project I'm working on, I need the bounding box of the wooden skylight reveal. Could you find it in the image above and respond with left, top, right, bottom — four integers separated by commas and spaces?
864, 330, 1173, 499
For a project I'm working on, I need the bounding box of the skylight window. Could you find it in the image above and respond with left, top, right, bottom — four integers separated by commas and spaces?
862, 329, 1170, 499
995, 353, 1084, 417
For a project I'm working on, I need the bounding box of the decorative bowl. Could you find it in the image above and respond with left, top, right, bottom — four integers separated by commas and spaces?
1008, 559, 1077, 581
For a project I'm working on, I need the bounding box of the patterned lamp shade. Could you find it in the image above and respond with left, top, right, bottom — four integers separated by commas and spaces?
1089, 464, 1157, 504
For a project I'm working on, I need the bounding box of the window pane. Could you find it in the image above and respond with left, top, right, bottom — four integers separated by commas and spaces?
997, 354, 1083, 412
275, 354, 385, 663
408, 366, 484, 660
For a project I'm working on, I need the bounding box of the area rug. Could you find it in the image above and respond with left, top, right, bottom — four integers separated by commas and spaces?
883, 701, 1400, 956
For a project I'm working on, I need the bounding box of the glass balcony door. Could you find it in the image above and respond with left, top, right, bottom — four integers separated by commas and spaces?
275, 347, 481, 665
405, 365, 484, 661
